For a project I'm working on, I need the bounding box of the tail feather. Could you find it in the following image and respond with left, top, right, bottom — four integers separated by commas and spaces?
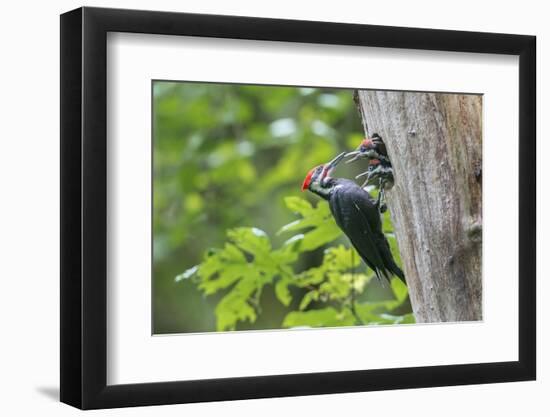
374, 264, 406, 285
389, 263, 406, 283
373, 266, 393, 287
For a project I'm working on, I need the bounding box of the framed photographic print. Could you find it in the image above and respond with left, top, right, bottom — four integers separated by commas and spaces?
60, 6, 536, 409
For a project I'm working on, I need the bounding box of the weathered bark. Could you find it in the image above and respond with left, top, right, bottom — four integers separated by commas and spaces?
355, 91, 482, 322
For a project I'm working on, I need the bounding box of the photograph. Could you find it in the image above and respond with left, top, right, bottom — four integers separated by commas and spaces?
55, 4, 537, 411
152, 81, 483, 334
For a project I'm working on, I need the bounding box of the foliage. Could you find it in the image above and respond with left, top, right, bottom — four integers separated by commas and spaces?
154, 81, 413, 333
179, 227, 298, 331
278, 197, 341, 251
179, 197, 413, 331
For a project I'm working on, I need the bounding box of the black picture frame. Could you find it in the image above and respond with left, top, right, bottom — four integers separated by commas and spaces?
60, 6, 536, 410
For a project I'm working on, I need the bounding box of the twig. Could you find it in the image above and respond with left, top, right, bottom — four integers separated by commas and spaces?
349, 249, 365, 325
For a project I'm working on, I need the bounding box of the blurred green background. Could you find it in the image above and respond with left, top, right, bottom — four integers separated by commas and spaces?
153, 81, 411, 334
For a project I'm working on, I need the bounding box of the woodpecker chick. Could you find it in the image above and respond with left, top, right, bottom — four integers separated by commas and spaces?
345, 133, 395, 212
346, 133, 388, 164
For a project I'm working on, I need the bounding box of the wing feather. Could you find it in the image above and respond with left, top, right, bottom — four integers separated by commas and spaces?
329, 182, 393, 283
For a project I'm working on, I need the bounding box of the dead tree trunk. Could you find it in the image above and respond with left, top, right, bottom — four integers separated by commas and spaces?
355, 91, 482, 322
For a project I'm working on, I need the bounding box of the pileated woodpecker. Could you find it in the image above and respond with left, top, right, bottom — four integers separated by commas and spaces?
301, 153, 405, 284
345, 133, 395, 212
346, 133, 388, 163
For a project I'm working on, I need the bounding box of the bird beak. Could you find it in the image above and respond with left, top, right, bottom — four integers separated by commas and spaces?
344, 150, 361, 164
323, 152, 346, 176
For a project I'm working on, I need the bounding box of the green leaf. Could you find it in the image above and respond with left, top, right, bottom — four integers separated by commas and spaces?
274, 278, 292, 306
376, 313, 415, 324
199, 264, 245, 295
325, 245, 361, 270
278, 199, 342, 251
399, 313, 416, 324
227, 227, 271, 256
278, 220, 305, 234
355, 301, 393, 321
295, 264, 326, 286
215, 277, 258, 331
299, 291, 318, 310
271, 245, 300, 265
193, 226, 302, 330
391, 277, 408, 302
282, 234, 304, 250
283, 307, 355, 328
292, 246, 368, 310
299, 222, 342, 251
320, 273, 351, 300
284, 196, 313, 215
382, 210, 394, 233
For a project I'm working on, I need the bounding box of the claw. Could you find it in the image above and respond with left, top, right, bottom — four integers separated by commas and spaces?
360, 172, 372, 188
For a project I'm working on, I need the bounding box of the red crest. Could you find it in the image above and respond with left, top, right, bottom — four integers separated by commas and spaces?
301, 167, 317, 191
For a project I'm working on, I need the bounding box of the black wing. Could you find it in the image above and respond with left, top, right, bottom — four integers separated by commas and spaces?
329, 180, 404, 283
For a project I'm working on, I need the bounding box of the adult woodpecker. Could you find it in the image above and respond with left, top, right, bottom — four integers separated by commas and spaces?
301, 153, 405, 284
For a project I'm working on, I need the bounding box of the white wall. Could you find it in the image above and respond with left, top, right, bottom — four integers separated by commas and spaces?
0, 0, 545, 415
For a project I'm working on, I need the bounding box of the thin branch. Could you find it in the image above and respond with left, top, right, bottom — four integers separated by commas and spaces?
349, 249, 364, 325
